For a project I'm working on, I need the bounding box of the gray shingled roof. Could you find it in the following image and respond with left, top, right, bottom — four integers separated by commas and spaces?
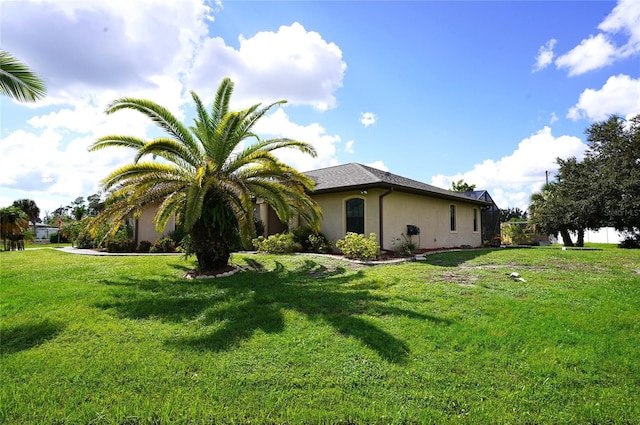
304, 163, 491, 205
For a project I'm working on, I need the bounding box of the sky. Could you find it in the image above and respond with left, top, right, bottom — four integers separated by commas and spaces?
1, 0, 639, 219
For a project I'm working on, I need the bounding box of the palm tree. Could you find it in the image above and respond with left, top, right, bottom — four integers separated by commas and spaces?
89, 78, 321, 271
529, 182, 574, 246
12, 198, 40, 236
1, 206, 29, 251
0, 51, 46, 102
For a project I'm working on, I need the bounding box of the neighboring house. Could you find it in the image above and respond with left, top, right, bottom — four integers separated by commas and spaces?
35, 224, 59, 242
257, 163, 493, 251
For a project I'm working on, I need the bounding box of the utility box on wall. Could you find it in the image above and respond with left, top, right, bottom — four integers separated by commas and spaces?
406, 224, 420, 236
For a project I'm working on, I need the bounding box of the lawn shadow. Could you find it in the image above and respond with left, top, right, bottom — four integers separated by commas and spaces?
0, 319, 65, 355
94, 255, 451, 363
420, 248, 497, 267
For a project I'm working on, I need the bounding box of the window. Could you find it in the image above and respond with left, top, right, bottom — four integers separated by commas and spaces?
450, 204, 457, 232
473, 208, 479, 232
346, 198, 365, 234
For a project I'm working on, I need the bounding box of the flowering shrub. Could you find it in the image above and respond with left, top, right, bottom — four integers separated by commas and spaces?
335, 232, 379, 261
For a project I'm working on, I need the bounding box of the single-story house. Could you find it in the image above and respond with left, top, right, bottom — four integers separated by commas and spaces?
134, 163, 496, 251
257, 163, 494, 251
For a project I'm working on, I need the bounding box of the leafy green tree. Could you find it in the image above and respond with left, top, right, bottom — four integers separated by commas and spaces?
0, 50, 46, 102
585, 114, 640, 233
12, 198, 40, 235
529, 182, 575, 246
89, 78, 321, 271
71, 197, 87, 221
500, 207, 528, 222
450, 179, 476, 193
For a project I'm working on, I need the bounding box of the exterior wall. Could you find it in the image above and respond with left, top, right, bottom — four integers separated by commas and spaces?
311, 189, 482, 251
135, 204, 176, 244
380, 191, 482, 250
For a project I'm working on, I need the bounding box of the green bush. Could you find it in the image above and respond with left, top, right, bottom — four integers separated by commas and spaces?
137, 240, 152, 253
49, 232, 69, 244
105, 238, 137, 253
291, 226, 332, 253
150, 237, 176, 253
75, 230, 95, 249
335, 232, 379, 261
252, 233, 301, 254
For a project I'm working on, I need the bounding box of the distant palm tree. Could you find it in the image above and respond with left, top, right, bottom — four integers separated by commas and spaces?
89, 78, 321, 271
529, 182, 574, 246
12, 198, 40, 236
0, 51, 46, 102
0, 206, 29, 251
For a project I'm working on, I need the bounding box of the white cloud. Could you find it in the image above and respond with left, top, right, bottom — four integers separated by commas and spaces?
533, 39, 556, 72
345, 140, 355, 154
188, 22, 347, 110
360, 112, 377, 127
252, 108, 341, 172
554, 0, 640, 76
365, 161, 388, 172
567, 74, 640, 121
555, 34, 617, 76
1, 0, 210, 108
430, 127, 588, 210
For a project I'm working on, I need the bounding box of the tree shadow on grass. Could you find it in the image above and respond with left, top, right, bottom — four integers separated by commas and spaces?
96, 256, 452, 363
420, 249, 496, 267
0, 319, 64, 355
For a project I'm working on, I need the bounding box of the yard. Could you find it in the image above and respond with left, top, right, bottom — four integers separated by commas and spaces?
1, 247, 638, 424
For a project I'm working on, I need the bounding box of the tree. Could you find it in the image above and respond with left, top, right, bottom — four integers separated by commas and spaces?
0, 50, 46, 102
450, 179, 476, 193
1, 206, 29, 250
500, 207, 528, 223
12, 198, 40, 235
71, 197, 87, 221
89, 78, 321, 271
529, 182, 575, 246
585, 114, 640, 233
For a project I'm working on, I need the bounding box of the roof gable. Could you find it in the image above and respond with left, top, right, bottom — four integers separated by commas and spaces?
304, 163, 491, 206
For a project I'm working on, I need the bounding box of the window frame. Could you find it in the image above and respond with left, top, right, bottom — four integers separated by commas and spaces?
345, 197, 366, 235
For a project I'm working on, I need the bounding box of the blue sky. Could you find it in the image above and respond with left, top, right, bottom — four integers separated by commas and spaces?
1, 0, 639, 217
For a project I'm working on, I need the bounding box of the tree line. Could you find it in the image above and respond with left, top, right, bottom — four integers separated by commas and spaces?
529, 114, 639, 247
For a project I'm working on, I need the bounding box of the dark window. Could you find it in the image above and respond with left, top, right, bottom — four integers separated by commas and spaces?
473, 208, 478, 232
450, 205, 457, 232
346, 198, 365, 234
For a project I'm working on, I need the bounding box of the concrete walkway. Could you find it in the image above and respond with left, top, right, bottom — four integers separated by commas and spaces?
54, 247, 182, 256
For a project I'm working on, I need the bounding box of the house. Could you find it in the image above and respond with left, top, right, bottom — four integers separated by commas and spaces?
257, 163, 493, 251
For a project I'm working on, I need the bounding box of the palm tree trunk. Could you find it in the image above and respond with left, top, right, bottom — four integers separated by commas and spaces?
190, 218, 232, 272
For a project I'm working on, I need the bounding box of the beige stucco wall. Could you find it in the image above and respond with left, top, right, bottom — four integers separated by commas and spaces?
135, 204, 176, 243
312, 190, 482, 251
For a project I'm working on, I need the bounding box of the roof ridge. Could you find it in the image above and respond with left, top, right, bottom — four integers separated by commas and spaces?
353, 163, 384, 183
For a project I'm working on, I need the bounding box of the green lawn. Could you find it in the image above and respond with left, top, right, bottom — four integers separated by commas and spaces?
1, 247, 638, 424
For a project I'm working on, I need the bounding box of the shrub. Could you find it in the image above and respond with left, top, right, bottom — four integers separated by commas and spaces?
335, 232, 379, 261
75, 230, 95, 249
137, 240, 152, 253
619, 233, 640, 249
292, 226, 332, 253
252, 233, 301, 254
49, 232, 69, 244
105, 238, 137, 253
390, 235, 416, 257
150, 237, 176, 253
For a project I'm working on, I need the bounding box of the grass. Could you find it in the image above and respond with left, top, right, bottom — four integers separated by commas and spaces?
1, 247, 639, 424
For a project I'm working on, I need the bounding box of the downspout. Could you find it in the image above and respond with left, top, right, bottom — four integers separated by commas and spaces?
378, 187, 394, 250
